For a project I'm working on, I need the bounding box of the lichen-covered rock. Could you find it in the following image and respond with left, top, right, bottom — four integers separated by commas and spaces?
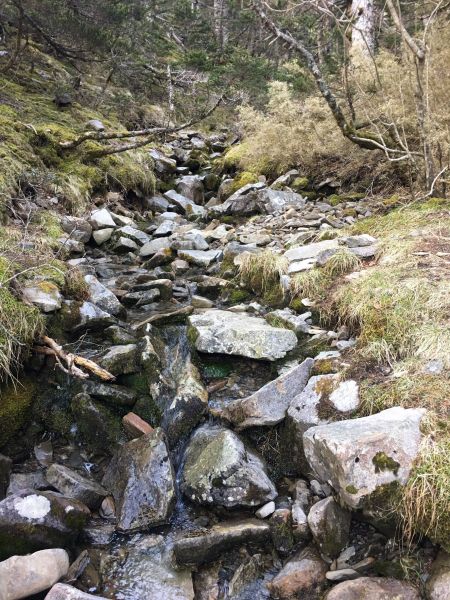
178, 249, 222, 267
102, 428, 175, 532
303, 407, 425, 509
46, 464, 108, 510
188, 309, 297, 361
267, 545, 328, 599
284, 374, 359, 473
324, 577, 420, 599
307, 497, 351, 559
0, 490, 89, 560
84, 275, 122, 316
22, 281, 62, 313
0, 548, 69, 600
180, 425, 276, 508
173, 519, 270, 566
218, 358, 314, 430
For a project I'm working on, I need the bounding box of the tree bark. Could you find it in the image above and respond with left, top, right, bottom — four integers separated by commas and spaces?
349, 0, 376, 66
214, 0, 229, 51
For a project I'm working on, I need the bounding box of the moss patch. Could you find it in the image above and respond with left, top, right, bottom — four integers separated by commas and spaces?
0, 379, 36, 447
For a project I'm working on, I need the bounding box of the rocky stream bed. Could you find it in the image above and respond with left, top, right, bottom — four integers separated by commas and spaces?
0, 132, 448, 600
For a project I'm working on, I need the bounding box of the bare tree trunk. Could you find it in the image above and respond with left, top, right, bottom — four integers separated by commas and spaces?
349, 0, 376, 68
214, 0, 229, 52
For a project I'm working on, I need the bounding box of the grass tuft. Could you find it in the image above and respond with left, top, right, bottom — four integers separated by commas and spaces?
239, 250, 288, 304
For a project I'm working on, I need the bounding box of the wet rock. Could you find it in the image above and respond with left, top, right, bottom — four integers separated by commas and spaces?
0, 548, 69, 600
193, 563, 221, 600
228, 554, 264, 597
81, 380, 136, 406
84, 275, 122, 316
324, 577, 420, 599
426, 550, 450, 600
271, 507, 294, 556
46, 464, 108, 510
188, 309, 297, 361
178, 249, 222, 267
101, 534, 194, 599
181, 425, 276, 508
174, 519, 270, 566
99, 344, 139, 375
139, 237, 172, 257
102, 428, 175, 532
285, 374, 360, 473
45, 583, 108, 600
83, 521, 115, 546
61, 216, 92, 243
303, 407, 425, 509
218, 358, 314, 429
89, 208, 116, 230
122, 289, 160, 307
0, 490, 89, 559
71, 393, 121, 452
0, 455, 11, 500
22, 282, 62, 313
161, 360, 208, 447
93, 228, 113, 245
191, 295, 214, 308
267, 545, 328, 600
61, 301, 115, 332
307, 497, 351, 559
104, 325, 136, 345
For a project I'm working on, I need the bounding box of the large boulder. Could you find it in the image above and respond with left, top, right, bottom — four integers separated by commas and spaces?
0, 548, 69, 600
0, 490, 89, 559
46, 464, 108, 510
284, 374, 360, 473
188, 309, 297, 361
307, 497, 351, 559
173, 519, 270, 566
303, 407, 425, 509
102, 429, 175, 532
218, 358, 314, 429
324, 577, 420, 599
267, 545, 328, 599
177, 175, 204, 204
180, 425, 276, 509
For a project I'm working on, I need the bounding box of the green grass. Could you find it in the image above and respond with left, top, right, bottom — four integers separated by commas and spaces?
238, 250, 288, 305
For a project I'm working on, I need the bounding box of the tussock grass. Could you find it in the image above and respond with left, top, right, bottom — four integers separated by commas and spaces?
239, 250, 288, 304
322, 248, 361, 277
291, 268, 331, 301
401, 434, 450, 551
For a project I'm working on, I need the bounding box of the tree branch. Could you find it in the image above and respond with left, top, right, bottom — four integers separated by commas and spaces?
60, 96, 223, 152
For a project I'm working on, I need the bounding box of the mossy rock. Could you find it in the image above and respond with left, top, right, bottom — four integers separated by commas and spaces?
225, 288, 251, 305
0, 378, 36, 448
328, 194, 345, 206
132, 395, 162, 428
230, 171, 259, 194
71, 393, 122, 452
291, 177, 309, 191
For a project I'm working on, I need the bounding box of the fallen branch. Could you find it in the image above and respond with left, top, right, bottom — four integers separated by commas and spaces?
36, 335, 115, 381
60, 96, 223, 151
